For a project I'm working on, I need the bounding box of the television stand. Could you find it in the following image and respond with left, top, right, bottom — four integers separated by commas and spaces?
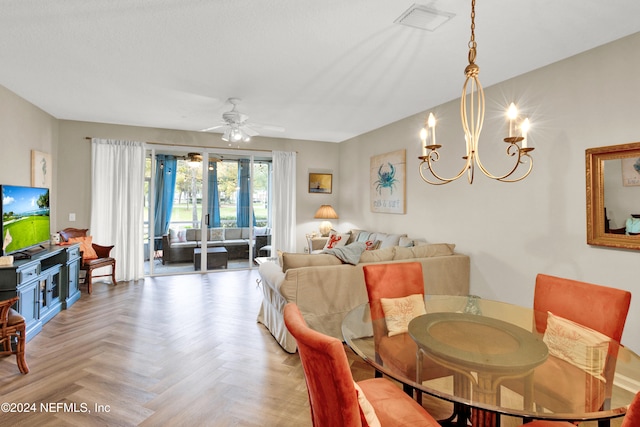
12, 251, 32, 260
0, 244, 82, 341
12, 245, 47, 260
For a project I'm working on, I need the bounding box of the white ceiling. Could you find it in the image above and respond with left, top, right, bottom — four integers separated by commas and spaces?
1, 1, 639, 143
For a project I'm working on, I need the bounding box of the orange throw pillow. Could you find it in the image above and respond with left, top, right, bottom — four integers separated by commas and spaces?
68, 236, 98, 260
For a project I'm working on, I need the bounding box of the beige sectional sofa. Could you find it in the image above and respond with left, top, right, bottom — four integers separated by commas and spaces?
257, 234, 470, 353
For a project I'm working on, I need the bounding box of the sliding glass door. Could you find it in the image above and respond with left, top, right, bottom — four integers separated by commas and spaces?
144, 148, 271, 276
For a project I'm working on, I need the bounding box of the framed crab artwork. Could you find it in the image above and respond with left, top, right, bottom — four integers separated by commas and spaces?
370, 149, 406, 214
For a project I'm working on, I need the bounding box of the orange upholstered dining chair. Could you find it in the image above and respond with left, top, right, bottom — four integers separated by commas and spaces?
0, 297, 29, 374
523, 391, 640, 427
362, 262, 452, 402
508, 273, 631, 419
283, 303, 440, 427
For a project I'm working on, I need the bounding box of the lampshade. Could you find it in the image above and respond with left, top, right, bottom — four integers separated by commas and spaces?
314, 205, 338, 220
314, 205, 338, 237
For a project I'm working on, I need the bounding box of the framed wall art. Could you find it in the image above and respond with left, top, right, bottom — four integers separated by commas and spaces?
370, 149, 406, 214
621, 157, 640, 186
31, 150, 52, 189
309, 173, 332, 194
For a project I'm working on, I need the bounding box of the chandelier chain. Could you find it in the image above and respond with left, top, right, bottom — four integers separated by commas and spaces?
470, 0, 476, 44
468, 0, 477, 65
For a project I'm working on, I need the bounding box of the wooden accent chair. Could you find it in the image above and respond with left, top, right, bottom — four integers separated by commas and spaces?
81, 244, 117, 294
59, 228, 117, 294
505, 273, 631, 420
524, 391, 640, 427
362, 262, 452, 402
283, 303, 439, 427
0, 297, 29, 374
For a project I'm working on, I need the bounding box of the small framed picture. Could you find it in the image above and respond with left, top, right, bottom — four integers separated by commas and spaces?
31, 150, 52, 189
309, 173, 332, 194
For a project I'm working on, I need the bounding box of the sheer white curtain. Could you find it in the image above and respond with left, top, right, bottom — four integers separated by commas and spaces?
90, 139, 145, 281
272, 151, 297, 253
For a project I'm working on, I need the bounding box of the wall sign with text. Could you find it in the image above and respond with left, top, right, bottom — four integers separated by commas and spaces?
370, 149, 406, 214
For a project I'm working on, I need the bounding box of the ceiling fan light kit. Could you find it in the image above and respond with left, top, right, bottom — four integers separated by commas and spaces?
202, 98, 283, 145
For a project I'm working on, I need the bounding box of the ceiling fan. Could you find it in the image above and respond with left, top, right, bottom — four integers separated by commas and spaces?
200, 98, 284, 143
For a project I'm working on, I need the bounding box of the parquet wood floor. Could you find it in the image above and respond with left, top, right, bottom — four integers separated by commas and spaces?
0, 270, 622, 426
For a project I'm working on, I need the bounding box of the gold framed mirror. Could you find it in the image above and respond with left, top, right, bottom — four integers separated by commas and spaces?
586, 142, 640, 250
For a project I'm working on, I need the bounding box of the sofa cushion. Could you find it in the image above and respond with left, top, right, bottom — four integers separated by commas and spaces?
346, 230, 359, 245
413, 238, 428, 246
410, 243, 455, 258
323, 231, 349, 250
393, 246, 416, 260
282, 253, 343, 273
365, 240, 381, 251
225, 228, 242, 239
170, 241, 197, 249
398, 236, 415, 247
223, 239, 248, 246
208, 228, 224, 241
376, 233, 406, 249
169, 228, 188, 244
359, 247, 395, 263
355, 230, 374, 243
254, 226, 269, 236
185, 228, 200, 241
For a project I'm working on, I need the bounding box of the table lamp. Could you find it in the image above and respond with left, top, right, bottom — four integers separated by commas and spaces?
314, 205, 338, 237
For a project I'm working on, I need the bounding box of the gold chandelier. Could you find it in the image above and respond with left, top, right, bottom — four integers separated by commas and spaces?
418, 0, 534, 185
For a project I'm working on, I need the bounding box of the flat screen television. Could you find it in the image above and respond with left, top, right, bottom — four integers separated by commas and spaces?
1, 185, 50, 257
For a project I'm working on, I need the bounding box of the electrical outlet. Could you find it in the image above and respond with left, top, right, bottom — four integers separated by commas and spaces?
69, 213, 76, 221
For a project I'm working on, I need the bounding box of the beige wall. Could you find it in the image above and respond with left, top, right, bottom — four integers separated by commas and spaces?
1, 32, 639, 350
56, 120, 340, 251
338, 32, 640, 350
0, 87, 340, 252
0, 85, 59, 226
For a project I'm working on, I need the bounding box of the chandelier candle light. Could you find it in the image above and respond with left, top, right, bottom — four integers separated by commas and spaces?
418, 0, 534, 185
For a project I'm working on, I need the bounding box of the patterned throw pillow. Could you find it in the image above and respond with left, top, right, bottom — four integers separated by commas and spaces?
208, 228, 224, 241
380, 294, 426, 337
323, 231, 349, 250
543, 311, 610, 380
364, 240, 381, 251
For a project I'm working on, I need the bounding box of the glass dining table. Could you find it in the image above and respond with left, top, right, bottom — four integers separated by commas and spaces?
341, 295, 640, 427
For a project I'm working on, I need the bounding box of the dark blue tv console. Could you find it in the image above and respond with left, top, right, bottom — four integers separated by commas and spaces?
0, 244, 81, 341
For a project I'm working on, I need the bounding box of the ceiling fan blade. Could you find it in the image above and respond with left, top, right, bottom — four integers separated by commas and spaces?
242, 126, 260, 137
251, 123, 285, 132
200, 124, 225, 132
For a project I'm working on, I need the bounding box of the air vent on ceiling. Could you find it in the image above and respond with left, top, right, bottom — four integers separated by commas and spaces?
394, 4, 454, 31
